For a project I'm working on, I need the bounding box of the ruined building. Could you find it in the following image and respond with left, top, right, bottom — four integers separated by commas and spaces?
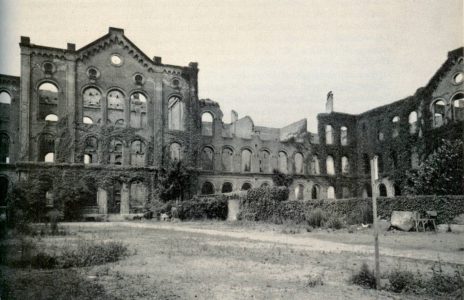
0, 28, 463, 216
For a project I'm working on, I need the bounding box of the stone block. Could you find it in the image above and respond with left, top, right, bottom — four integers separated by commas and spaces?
390, 211, 416, 231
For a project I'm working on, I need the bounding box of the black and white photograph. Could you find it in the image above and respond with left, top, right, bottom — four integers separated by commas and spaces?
0, 0, 463, 299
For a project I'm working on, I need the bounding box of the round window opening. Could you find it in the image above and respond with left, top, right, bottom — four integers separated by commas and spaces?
172, 79, 180, 86
454, 73, 463, 84
111, 55, 123, 66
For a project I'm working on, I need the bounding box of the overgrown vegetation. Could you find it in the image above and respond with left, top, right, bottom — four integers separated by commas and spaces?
350, 263, 376, 289
404, 139, 464, 195
152, 196, 228, 220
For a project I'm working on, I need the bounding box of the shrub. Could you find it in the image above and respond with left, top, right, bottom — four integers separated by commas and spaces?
306, 209, 327, 227
305, 274, 324, 287
60, 240, 130, 268
325, 214, 344, 230
350, 263, 376, 289
240, 187, 289, 222
426, 261, 464, 295
177, 197, 228, 220
388, 268, 416, 293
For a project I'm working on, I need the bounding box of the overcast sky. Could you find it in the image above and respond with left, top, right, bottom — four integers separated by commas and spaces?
0, 0, 462, 131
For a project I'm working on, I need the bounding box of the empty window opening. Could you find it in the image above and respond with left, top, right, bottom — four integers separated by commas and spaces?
201, 112, 214, 136
327, 186, 335, 199
340, 126, 348, 145
241, 149, 252, 172
0, 91, 11, 104
45, 114, 58, 122
221, 182, 233, 193
83, 117, 93, 124
201, 182, 215, 195
326, 155, 335, 175
325, 125, 333, 145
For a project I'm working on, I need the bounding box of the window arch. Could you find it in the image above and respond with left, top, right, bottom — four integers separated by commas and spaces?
201, 146, 214, 170
168, 96, 185, 131
38, 82, 59, 104
311, 185, 320, 199
327, 186, 335, 199
393, 184, 401, 196
221, 182, 233, 193
201, 112, 214, 136
295, 184, 304, 200
109, 139, 123, 165
408, 111, 418, 134
84, 154, 91, 164
44, 152, 54, 163
83, 87, 102, 107
130, 140, 146, 167
83, 116, 93, 124
241, 149, 252, 172
378, 183, 387, 197
39, 134, 55, 162
0, 133, 10, 163
45, 114, 58, 122
340, 126, 348, 145
362, 184, 372, 198
130, 92, 148, 128
311, 155, 320, 175
452, 93, 464, 121
221, 147, 234, 172
325, 125, 333, 145
392, 116, 400, 137
278, 151, 288, 174
170, 142, 182, 161
294, 152, 304, 174
115, 119, 125, 127
201, 182, 215, 195
432, 100, 446, 128
84, 136, 98, 164
259, 149, 271, 173
0, 91, 11, 104
341, 156, 349, 174
326, 155, 335, 175
241, 182, 252, 191
107, 90, 125, 110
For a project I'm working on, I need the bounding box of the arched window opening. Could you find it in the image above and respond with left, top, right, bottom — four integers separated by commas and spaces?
342, 187, 350, 199
109, 139, 123, 165
0, 91, 11, 104
261, 182, 270, 188
311, 185, 320, 199
168, 96, 185, 131
394, 184, 401, 196
378, 184, 387, 197
44, 152, 54, 163
130, 181, 147, 208
241, 149, 252, 172
83, 87, 101, 107
201, 147, 214, 170
432, 100, 446, 128
340, 126, 348, 145
341, 156, 349, 174
108, 181, 122, 214
326, 155, 335, 175
115, 119, 124, 127
392, 116, 400, 137
362, 154, 370, 175
311, 155, 320, 175
45, 114, 58, 122
130, 140, 146, 167
278, 151, 288, 174
377, 154, 384, 173
295, 184, 304, 200
408, 111, 418, 134
130, 93, 147, 128
170, 143, 182, 161
84, 154, 91, 164
362, 184, 372, 198
0, 133, 10, 163
325, 125, 333, 145
452, 93, 464, 121
201, 112, 214, 136
221, 147, 234, 172
38, 82, 59, 104
83, 116, 93, 124
0, 177, 9, 206
294, 153, 304, 174
241, 182, 252, 191
259, 150, 271, 173
107, 90, 125, 110
327, 186, 335, 199
221, 182, 233, 193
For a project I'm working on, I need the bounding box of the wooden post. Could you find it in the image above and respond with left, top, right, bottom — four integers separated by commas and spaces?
370, 156, 380, 289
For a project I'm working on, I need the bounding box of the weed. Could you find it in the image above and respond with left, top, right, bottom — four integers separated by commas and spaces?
325, 215, 345, 230
388, 268, 416, 293
426, 261, 464, 295
305, 274, 323, 287
60, 240, 130, 268
350, 262, 376, 289
306, 209, 327, 228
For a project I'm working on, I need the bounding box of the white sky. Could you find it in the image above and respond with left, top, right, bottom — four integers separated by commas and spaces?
0, 0, 462, 131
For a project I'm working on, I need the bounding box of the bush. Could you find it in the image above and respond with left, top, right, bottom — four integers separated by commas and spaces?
350, 263, 376, 289
239, 187, 289, 222
60, 240, 130, 268
177, 197, 228, 220
388, 268, 416, 293
426, 261, 464, 295
306, 209, 327, 227
325, 214, 345, 230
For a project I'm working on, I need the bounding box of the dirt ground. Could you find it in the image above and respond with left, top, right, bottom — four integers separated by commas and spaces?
4, 221, 464, 299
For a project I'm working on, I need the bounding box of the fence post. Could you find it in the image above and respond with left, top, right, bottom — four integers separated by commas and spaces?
370, 156, 380, 289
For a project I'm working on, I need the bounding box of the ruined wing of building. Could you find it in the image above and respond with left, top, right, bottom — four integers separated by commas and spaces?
0, 27, 462, 216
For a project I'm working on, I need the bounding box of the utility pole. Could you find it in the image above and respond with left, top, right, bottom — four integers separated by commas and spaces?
370, 156, 380, 289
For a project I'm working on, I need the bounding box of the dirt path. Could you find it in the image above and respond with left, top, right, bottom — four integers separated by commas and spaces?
63, 222, 464, 265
